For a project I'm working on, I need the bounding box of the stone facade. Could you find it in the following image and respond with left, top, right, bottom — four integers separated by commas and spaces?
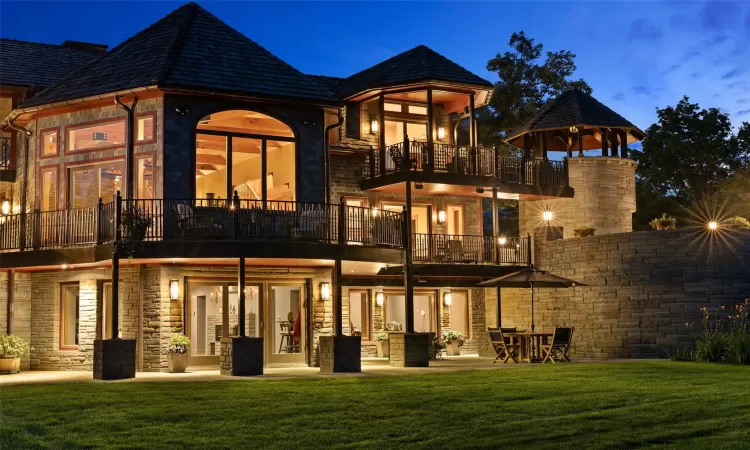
519, 157, 636, 240
500, 229, 750, 358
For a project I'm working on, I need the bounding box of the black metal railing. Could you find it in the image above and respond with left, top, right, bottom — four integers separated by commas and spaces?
0, 195, 406, 252
0, 137, 10, 170
412, 233, 529, 265
363, 140, 569, 188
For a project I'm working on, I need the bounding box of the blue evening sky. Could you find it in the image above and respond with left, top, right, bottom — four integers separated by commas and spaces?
2, 1, 749, 129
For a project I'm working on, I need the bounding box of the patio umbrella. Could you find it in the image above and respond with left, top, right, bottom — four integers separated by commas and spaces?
478, 265, 585, 331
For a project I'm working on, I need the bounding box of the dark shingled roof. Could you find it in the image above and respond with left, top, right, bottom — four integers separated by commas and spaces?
335, 45, 492, 98
21, 2, 336, 108
306, 75, 344, 93
0, 39, 106, 89
506, 90, 644, 142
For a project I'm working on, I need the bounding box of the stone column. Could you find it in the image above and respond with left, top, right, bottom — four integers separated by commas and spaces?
319, 335, 361, 373
388, 332, 429, 367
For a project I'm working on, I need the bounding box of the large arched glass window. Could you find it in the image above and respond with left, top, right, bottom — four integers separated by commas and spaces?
195, 110, 295, 202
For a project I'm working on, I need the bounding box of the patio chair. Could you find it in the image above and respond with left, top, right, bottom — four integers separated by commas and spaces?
541, 327, 574, 363
173, 204, 224, 238
489, 329, 520, 364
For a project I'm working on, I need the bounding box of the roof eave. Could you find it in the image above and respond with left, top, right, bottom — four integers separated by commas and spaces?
158, 83, 342, 108
343, 79, 493, 102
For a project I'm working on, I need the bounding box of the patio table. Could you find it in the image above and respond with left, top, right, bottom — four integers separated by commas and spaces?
506, 332, 553, 363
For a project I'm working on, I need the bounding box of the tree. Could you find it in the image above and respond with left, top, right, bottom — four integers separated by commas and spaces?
477, 31, 591, 149
632, 97, 743, 205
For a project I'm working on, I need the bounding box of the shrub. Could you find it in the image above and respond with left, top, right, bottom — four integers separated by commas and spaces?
667, 347, 695, 362
726, 216, 750, 229
429, 333, 446, 360
374, 331, 389, 342
695, 300, 750, 364
649, 213, 677, 230
442, 330, 465, 347
573, 226, 596, 238
168, 335, 191, 354
0, 335, 30, 358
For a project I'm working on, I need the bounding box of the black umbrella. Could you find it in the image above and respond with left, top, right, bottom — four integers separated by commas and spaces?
478, 265, 585, 331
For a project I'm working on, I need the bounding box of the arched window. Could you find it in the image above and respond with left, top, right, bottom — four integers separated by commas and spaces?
195, 110, 295, 202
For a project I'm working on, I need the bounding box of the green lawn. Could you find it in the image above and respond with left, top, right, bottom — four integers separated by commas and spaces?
2, 362, 750, 449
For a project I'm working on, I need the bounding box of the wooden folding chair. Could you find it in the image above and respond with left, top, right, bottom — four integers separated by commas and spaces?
541, 327, 574, 363
489, 329, 520, 363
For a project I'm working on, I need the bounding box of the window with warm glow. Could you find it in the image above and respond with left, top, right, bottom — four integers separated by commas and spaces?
68, 161, 125, 207
384, 103, 402, 112
408, 105, 427, 115
136, 156, 154, 199
449, 291, 469, 337
348, 291, 369, 339
136, 116, 154, 142
40, 167, 57, 211
60, 284, 79, 349
41, 129, 58, 157
68, 120, 126, 152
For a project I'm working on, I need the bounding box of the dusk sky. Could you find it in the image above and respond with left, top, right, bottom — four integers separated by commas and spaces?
2, 1, 749, 130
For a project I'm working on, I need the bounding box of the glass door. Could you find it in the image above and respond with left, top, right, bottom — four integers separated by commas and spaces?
266, 283, 306, 364
186, 282, 225, 367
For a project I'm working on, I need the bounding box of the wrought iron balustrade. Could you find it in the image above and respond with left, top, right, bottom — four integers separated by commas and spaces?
412, 233, 529, 265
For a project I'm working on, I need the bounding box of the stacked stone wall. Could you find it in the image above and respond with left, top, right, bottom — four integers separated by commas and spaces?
500, 229, 750, 358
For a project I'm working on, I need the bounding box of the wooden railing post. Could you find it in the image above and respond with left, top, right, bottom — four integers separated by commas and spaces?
403, 135, 410, 171
32, 209, 40, 250
19, 211, 26, 251
527, 233, 533, 267
338, 197, 346, 244
232, 190, 240, 240
521, 157, 527, 185
96, 198, 103, 244
115, 191, 122, 242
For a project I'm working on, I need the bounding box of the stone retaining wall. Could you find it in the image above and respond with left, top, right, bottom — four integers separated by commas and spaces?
500, 229, 750, 358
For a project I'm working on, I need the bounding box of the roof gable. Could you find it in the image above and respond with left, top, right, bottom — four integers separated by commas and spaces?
336, 45, 492, 98
0, 39, 105, 89
21, 2, 335, 108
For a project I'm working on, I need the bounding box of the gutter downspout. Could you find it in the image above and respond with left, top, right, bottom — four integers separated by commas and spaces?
7, 118, 32, 251
114, 95, 138, 199
324, 110, 344, 205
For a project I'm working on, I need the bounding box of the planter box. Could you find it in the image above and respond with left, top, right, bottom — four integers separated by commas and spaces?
446, 341, 461, 356
168, 352, 188, 373
0, 357, 21, 374
376, 340, 390, 358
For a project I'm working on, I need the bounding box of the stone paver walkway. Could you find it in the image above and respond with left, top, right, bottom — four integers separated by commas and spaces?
0, 356, 644, 386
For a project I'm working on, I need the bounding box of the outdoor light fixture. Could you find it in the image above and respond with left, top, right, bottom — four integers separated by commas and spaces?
498, 236, 507, 246
437, 210, 446, 224
320, 282, 331, 301
708, 221, 718, 231
371, 119, 379, 134
415, 182, 423, 190
169, 280, 179, 300
375, 291, 384, 307
1, 200, 9, 215
371, 207, 379, 218
476, 187, 485, 194
437, 126, 445, 140
543, 210, 553, 222
443, 292, 452, 307
61, 263, 69, 270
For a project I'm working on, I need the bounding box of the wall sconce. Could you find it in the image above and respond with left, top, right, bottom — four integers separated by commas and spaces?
543, 210, 553, 222
371, 207, 379, 218
498, 236, 507, 246
415, 182, 423, 190
375, 291, 384, 307
437, 126, 445, 140
708, 221, 718, 231
371, 119, 379, 134
437, 210, 446, 224
320, 282, 331, 301
169, 280, 179, 300
1, 200, 9, 216
476, 187, 485, 194
443, 291, 452, 307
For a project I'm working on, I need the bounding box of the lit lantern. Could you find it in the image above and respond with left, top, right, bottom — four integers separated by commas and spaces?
371, 207, 379, 218
375, 291, 384, 307
437, 210, 446, 224
708, 221, 718, 231
443, 291, 452, 307
543, 210, 553, 222
1, 200, 9, 215
170, 280, 179, 300
371, 119, 379, 134
498, 236, 507, 246
437, 126, 445, 140
320, 282, 331, 301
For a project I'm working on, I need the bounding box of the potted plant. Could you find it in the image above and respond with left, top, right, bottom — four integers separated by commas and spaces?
167, 335, 190, 373
429, 333, 446, 360
374, 331, 390, 358
649, 213, 677, 230
0, 334, 30, 374
115, 206, 153, 258
442, 330, 465, 356
573, 226, 596, 238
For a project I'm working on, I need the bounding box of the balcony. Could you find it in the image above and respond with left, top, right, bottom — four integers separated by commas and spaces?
413, 233, 529, 265
362, 140, 573, 198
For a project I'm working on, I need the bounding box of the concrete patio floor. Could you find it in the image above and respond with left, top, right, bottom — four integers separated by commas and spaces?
0, 356, 644, 386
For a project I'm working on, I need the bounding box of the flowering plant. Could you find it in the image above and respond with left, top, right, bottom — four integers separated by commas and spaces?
168, 335, 191, 354
694, 298, 750, 364
0, 335, 30, 358
442, 330, 465, 347
374, 331, 389, 342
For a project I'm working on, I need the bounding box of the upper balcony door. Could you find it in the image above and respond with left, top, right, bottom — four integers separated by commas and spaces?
385, 120, 427, 170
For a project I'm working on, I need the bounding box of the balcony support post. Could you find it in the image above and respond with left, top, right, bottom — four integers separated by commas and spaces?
96, 198, 103, 244
111, 191, 122, 340
261, 140, 268, 209
232, 191, 240, 240
378, 94, 386, 176
334, 259, 343, 337
6, 269, 14, 334
426, 88, 433, 171
492, 187, 498, 264
238, 257, 246, 337
610, 130, 619, 158
542, 131, 548, 160
496, 286, 502, 329
114, 96, 137, 200
601, 128, 609, 157
369, 147, 375, 178
469, 94, 476, 174
403, 183, 414, 334
578, 127, 584, 157
619, 129, 628, 159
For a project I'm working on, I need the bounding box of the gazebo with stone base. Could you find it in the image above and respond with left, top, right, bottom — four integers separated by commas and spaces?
505, 90, 644, 240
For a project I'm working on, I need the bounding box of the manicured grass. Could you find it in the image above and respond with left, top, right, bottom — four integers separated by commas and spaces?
2, 362, 750, 449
